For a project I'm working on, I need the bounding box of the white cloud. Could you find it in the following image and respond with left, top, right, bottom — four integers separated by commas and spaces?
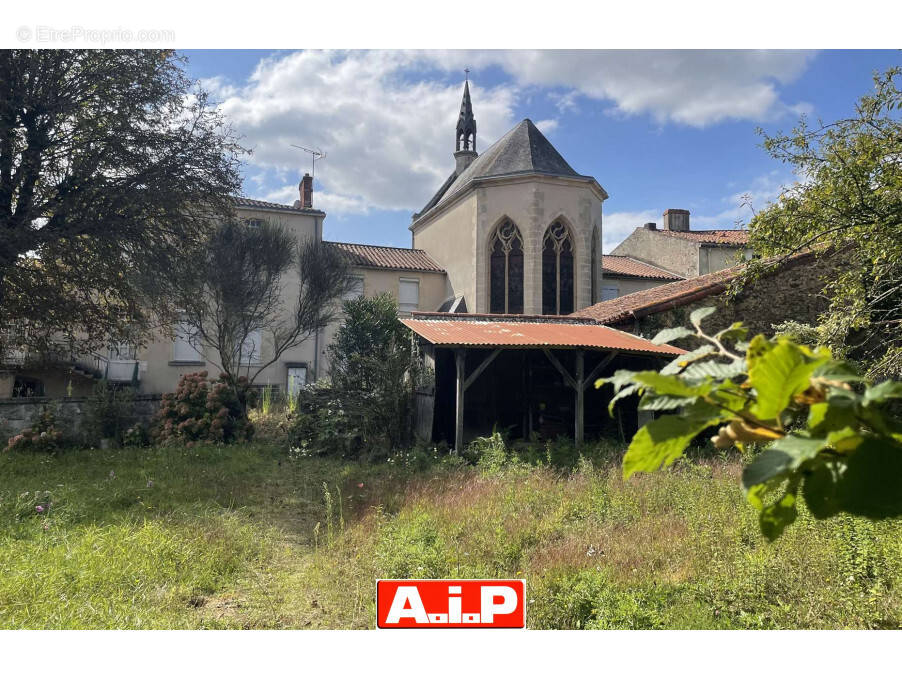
423, 50, 815, 127
201, 50, 814, 221
205, 50, 519, 216
534, 118, 559, 135
602, 209, 660, 253
603, 171, 794, 252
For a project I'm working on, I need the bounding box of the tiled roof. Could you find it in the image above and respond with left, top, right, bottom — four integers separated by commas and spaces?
233, 196, 325, 215
654, 229, 750, 245
602, 255, 683, 280
575, 251, 816, 325
401, 316, 684, 356
415, 119, 605, 220
325, 242, 445, 273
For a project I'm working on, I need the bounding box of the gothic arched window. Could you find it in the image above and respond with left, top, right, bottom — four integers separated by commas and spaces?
542, 221, 574, 315
489, 220, 524, 314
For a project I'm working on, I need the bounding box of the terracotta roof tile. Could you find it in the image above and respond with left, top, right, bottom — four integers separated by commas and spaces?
326, 242, 445, 273
575, 251, 815, 325
654, 229, 750, 245
602, 255, 683, 280
233, 196, 325, 215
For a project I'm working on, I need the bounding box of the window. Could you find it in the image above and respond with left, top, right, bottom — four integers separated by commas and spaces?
399, 278, 419, 314
287, 365, 307, 399
489, 219, 524, 314
244, 218, 265, 229
108, 341, 136, 361
542, 221, 575, 315
601, 285, 619, 301
343, 276, 365, 301
173, 321, 203, 362
239, 329, 262, 364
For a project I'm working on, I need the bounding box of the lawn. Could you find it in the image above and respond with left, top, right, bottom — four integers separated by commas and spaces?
1, 440, 900, 629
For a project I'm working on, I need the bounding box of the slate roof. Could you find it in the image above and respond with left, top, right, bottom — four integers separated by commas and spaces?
654, 229, 750, 246
575, 251, 816, 326
233, 196, 325, 216
601, 255, 683, 281
325, 242, 445, 273
415, 119, 604, 220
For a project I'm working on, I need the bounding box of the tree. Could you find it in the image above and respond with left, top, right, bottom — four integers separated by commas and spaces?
0, 50, 244, 357
599, 308, 902, 540
748, 66, 902, 379
327, 293, 422, 454
177, 218, 352, 410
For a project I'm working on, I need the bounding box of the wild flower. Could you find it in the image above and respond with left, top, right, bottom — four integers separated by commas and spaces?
35, 505, 44, 513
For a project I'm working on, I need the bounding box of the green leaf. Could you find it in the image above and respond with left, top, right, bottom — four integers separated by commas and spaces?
748, 339, 829, 420
743, 448, 795, 490
689, 307, 716, 327
812, 360, 868, 383
660, 345, 715, 375
638, 394, 699, 411
650, 327, 694, 345
631, 371, 713, 397
622, 404, 725, 479
808, 397, 857, 434
605, 383, 640, 415
742, 435, 825, 490
759, 488, 799, 542
682, 359, 747, 381
862, 380, 902, 406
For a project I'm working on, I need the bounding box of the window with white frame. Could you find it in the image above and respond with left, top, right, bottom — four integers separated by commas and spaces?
244, 218, 265, 229
238, 329, 262, 364
343, 276, 365, 301
399, 278, 420, 313
601, 285, 619, 301
173, 321, 203, 362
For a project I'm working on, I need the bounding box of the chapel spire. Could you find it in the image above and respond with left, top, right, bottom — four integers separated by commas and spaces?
455, 73, 477, 153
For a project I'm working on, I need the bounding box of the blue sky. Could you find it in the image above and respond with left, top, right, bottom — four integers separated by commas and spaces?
180, 50, 899, 252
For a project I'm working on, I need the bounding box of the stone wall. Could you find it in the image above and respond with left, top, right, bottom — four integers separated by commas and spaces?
0, 394, 162, 441
621, 252, 839, 340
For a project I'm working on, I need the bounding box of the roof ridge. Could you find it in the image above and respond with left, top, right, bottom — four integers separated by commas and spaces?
325, 240, 428, 252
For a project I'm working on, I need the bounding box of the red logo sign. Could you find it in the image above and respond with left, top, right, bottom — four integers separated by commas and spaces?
377, 579, 526, 628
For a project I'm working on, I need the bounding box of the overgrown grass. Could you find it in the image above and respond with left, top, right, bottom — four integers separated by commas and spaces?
1, 439, 900, 629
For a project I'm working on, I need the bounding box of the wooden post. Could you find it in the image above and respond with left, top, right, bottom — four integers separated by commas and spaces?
454, 349, 466, 454
575, 350, 585, 445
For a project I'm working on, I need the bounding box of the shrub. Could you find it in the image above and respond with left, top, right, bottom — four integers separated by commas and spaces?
3, 407, 64, 454
84, 380, 136, 445
288, 294, 423, 459
152, 371, 257, 445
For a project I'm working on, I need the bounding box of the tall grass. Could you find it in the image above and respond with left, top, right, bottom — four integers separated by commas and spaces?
1, 440, 900, 629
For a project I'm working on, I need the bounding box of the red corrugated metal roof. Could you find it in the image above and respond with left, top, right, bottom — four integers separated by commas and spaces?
401, 318, 684, 356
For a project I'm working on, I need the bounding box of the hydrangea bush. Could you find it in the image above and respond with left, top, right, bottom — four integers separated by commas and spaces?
152, 371, 257, 445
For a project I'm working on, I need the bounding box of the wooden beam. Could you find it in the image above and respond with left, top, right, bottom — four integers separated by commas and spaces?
464, 348, 501, 391
541, 348, 577, 390
582, 351, 619, 392
454, 349, 466, 454
575, 350, 585, 445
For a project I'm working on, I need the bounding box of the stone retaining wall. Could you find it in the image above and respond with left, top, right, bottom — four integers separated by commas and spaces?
0, 394, 162, 440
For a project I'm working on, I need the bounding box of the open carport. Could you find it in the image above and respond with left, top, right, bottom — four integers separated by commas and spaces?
402, 313, 685, 450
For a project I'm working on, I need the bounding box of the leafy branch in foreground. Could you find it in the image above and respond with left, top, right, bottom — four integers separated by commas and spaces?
597, 306, 902, 540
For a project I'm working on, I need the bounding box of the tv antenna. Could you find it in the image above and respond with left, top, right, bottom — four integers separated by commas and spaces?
290, 144, 326, 181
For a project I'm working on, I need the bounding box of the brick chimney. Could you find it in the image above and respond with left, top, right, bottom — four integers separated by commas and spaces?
298, 173, 313, 209
662, 209, 690, 232
643, 222, 657, 230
